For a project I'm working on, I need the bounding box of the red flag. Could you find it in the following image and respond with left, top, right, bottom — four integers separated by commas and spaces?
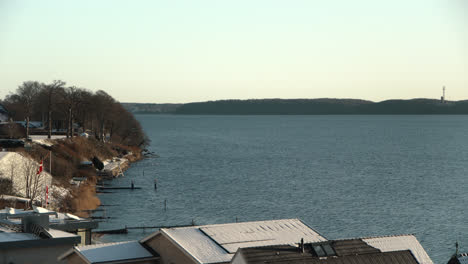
37, 160, 43, 175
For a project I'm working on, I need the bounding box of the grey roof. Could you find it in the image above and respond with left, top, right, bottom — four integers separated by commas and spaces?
0, 207, 98, 231
72, 241, 157, 263
0, 225, 80, 249
0, 226, 39, 243
234, 239, 420, 264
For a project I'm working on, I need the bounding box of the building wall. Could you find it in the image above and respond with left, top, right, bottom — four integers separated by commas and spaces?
144, 234, 197, 264
64, 253, 86, 264
231, 253, 247, 264
64, 253, 158, 264
0, 244, 71, 264
0, 152, 52, 200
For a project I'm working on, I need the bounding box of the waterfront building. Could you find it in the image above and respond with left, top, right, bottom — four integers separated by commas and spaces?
59, 241, 159, 264
140, 219, 326, 264
231, 234, 433, 264
0, 206, 83, 264
0, 206, 98, 246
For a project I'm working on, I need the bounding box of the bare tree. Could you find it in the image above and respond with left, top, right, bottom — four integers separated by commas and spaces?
17, 81, 40, 138
20, 158, 46, 203
62, 86, 81, 138
41, 80, 66, 138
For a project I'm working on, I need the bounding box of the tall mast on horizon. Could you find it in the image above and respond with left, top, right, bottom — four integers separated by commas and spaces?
441, 86, 446, 103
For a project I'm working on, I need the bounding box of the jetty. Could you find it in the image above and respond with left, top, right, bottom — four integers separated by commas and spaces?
97, 186, 142, 190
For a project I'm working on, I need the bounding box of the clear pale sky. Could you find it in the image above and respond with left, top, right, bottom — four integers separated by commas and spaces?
0, 0, 467, 103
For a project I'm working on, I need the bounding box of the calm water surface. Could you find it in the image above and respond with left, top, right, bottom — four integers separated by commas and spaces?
96, 115, 468, 264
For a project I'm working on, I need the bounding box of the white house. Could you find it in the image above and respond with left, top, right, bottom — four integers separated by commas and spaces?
0, 151, 52, 202
140, 219, 327, 264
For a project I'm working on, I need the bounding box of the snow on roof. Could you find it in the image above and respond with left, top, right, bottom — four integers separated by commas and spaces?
29, 135, 66, 147
156, 219, 326, 264
0, 207, 29, 216
33, 205, 54, 214
76, 241, 154, 263
0, 207, 86, 223
47, 228, 79, 239
362, 235, 433, 264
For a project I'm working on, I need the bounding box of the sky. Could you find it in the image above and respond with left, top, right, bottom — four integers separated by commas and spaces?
0, 0, 467, 103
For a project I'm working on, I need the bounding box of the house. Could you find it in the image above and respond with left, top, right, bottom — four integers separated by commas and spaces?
14, 120, 44, 129
0, 104, 9, 122
0, 206, 98, 245
0, 151, 53, 202
0, 206, 81, 264
231, 234, 434, 264
140, 219, 327, 264
59, 241, 159, 264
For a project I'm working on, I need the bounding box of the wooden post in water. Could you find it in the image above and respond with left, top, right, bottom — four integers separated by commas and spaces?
164, 199, 167, 211
154, 179, 157, 190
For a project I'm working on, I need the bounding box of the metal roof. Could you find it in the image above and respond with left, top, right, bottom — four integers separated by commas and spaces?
233, 235, 429, 264
0, 226, 39, 243
75, 241, 155, 263
362, 235, 433, 264
237, 247, 418, 264
155, 219, 326, 264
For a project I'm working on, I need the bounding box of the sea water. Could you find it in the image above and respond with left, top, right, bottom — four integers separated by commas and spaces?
96, 115, 468, 263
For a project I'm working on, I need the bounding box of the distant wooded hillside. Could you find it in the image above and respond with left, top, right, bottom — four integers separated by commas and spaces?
123, 99, 468, 115
121, 103, 182, 114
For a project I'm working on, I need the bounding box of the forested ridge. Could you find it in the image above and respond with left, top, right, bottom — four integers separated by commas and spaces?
173, 98, 468, 115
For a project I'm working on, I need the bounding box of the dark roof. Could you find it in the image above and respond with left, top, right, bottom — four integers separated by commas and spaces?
236, 240, 420, 264
447, 253, 468, 264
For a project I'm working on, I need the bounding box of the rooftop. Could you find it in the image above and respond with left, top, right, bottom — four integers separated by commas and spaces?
447, 253, 468, 264
234, 234, 432, 264
60, 241, 158, 263
142, 218, 327, 264
0, 224, 80, 247
0, 207, 98, 231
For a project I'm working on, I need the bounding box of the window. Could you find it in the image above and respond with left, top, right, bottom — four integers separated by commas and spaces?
313, 245, 326, 257
322, 244, 336, 256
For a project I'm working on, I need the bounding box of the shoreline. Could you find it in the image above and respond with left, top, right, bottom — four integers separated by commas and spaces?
75, 149, 144, 217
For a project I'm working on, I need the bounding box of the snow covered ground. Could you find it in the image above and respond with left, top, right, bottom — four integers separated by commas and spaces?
0, 151, 53, 200
30, 135, 66, 146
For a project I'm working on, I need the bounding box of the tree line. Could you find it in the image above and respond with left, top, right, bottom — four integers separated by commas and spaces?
175, 98, 468, 115
1, 80, 148, 147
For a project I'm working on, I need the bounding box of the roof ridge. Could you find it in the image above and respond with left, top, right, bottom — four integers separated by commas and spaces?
332, 234, 416, 242
162, 218, 302, 230
77, 240, 139, 250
